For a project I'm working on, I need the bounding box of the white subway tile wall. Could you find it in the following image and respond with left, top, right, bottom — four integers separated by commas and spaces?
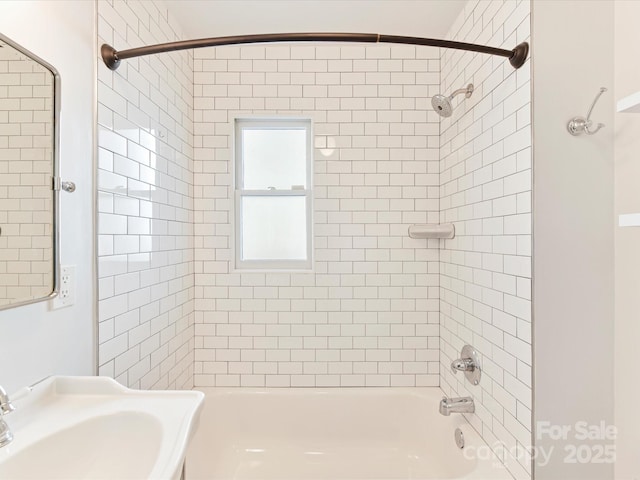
0, 44, 54, 305
438, 1, 531, 479
95, 5, 532, 476
97, 0, 195, 390
192, 44, 442, 388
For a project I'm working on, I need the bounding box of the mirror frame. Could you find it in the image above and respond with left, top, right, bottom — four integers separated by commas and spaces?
0, 33, 60, 311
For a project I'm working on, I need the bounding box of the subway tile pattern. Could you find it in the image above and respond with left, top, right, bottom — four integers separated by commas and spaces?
96, 9, 533, 470
0, 44, 54, 305
438, 1, 531, 478
192, 45, 442, 387
97, 0, 195, 390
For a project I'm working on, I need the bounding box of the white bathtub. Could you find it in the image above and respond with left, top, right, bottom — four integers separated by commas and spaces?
185, 388, 513, 480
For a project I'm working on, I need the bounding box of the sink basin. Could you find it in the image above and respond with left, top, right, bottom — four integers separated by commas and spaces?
0, 376, 204, 480
0, 413, 162, 479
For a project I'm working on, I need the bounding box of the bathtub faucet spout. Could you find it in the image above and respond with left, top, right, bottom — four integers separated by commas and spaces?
439, 396, 474, 416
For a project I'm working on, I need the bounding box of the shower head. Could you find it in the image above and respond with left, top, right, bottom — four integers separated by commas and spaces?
431, 83, 474, 118
431, 94, 453, 118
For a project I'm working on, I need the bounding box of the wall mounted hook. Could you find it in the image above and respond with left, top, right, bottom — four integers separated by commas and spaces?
567, 87, 607, 136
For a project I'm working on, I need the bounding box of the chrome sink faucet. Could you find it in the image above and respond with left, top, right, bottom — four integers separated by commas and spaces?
0, 384, 15, 447
439, 396, 475, 416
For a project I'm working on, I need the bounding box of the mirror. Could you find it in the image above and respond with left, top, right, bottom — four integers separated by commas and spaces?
0, 34, 59, 309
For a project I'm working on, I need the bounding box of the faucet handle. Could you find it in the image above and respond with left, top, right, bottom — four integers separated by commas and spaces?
450, 358, 475, 374
450, 345, 482, 386
0, 385, 15, 415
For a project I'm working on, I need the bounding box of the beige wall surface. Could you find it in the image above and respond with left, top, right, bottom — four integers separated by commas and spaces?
532, 0, 615, 479
614, 2, 640, 479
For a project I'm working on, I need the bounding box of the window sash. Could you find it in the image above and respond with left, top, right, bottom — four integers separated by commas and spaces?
235, 118, 312, 192
235, 190, 312, 270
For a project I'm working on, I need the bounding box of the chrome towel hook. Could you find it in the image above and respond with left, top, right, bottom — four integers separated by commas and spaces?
567, 87, 607, 136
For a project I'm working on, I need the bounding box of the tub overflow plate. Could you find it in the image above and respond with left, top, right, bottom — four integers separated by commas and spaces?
455, 428, 465, 449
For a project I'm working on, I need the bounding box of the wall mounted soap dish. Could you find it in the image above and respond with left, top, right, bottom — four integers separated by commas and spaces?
408, 223, 455, 239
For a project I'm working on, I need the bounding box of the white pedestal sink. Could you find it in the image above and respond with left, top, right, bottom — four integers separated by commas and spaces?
0, 376, 204, 480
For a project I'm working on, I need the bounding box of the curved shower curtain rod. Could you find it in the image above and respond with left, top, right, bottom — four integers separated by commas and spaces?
100, 33, 529, 71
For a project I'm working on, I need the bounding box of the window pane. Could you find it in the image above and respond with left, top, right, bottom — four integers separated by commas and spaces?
242, 128, 307, 190
241, 196, 307, 261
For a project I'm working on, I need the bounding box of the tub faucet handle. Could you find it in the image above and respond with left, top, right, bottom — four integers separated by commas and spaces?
450, 345, 481, 386
450, 358, 475, 374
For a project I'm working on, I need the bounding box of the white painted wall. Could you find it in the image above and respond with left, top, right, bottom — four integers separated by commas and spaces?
532, 1, 614, 478
0, 0, 96, 394
614, 2, 640, 479
164, 0, 465, 39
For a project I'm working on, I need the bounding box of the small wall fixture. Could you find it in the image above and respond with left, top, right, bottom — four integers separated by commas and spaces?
408, 223, 455, 239
567, 87, 607, 136
431, 84, 474, 118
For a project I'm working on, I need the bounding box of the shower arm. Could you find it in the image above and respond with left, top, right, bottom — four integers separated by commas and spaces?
100, 32, 528, 71
448, 84, 474, 99
449, 88, 469, 98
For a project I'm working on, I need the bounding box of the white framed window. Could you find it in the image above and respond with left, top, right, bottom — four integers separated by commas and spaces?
234, 118, 313, 270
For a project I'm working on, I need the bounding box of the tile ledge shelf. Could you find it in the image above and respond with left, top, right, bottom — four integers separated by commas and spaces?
619, 214, 640, 227
617, 91, 640, 113
408, 223, 455, 239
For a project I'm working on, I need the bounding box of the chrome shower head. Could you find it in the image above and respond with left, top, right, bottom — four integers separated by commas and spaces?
431, 83, 474, 118
431, 94, 453, 117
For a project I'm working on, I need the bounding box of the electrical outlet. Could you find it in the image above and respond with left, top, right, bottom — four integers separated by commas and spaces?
52, 265, 75, 309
